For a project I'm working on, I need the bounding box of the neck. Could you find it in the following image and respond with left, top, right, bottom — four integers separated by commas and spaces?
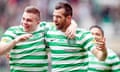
24, 25, 38, 33
62, 22, 71, 32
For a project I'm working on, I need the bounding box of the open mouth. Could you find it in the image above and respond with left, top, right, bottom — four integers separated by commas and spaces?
23, 25, 30, 31
25, 25, 30, 28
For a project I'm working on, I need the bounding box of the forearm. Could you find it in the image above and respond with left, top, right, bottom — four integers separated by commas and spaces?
92, 48, 107, 61
0, 40, 17, 55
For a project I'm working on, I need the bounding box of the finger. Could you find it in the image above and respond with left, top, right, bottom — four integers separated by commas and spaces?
21, 34, 32, 41
69, 34, 75, 39
96, 47, 104, 51
67, 31, 75, 39
24, 34, 32, 39
26, 34, 32, 37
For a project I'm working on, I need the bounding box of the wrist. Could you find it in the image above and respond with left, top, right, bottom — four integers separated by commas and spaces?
13, 39, 18, 44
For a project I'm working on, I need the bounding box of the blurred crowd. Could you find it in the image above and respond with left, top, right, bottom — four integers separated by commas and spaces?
0, 0, 120, 72
0, 0, 120, 36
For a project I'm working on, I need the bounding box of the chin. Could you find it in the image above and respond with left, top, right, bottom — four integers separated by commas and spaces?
23, 28, 29, 32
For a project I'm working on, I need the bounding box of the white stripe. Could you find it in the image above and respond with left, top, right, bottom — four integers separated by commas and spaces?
16, 37, 44, 46
69, 66, 87, 71
52, 66, 87, 72
10, 59, 48, 64
5, 30, 16, 37
50, 46, 82, 50
46, 37, 85, 45
52, 52, 87, 58
89, 64, 111, 70
11, 51, 46, 58
47, 31, 64, 35
11, 44, 45, 53
89, 52, 120, 63
112, 64, 120, 70
11, 66, 48, 71
107, 59, 120, 63
52, 58, 88, 65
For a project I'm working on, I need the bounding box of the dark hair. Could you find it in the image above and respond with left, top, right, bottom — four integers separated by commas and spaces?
89, 25, 104, 36
55, 2, 72, 17
24, 6, 40, 19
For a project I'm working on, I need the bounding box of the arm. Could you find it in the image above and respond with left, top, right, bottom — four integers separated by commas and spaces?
0, 40, 17, 55
65, 19, 77, 39
0, 34, 32, 55
92, 38, 107, 61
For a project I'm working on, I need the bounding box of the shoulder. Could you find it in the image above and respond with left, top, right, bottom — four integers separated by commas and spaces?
107, 48, 120, 58
76, 28, 93, 37
40, 21, 54, 26
5, 25, 21, 33
1, 26, 20, 42
77, 28, 91, 34
39, 21, 47, 26
40, 21, 56, 31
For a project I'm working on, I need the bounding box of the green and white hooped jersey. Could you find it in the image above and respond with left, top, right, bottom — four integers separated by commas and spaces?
1, 22, 48, 72
88, 48, 120, 72
45, 27, 96, 72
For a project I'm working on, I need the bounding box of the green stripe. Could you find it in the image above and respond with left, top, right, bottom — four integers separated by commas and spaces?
10, 55, 47, 60
79, 31, 91, 40
10, 63, 48, 67
51, 49, 85, 54
14, 42, 44, 49
108, 55, 118, 59
81, 38, 93, 50
52, 62, 88, 68
88, 68, 111, 72
87, 44, 94, 51
48, 42, 80, 47
112, 69, 120, 72
69, 70, 87, 72
46, 34, 66, 39
89, 61, 110, 66
112, 61, 120, 66
11, 47, 45, 55
46, 33, 80, 40
2, 34, 14, 39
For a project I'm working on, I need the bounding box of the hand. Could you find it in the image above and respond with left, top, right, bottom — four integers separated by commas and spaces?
96, 38, 106, 51
14, 34, 32, 43
65, 27, 75, 39
65, 19, 77, 39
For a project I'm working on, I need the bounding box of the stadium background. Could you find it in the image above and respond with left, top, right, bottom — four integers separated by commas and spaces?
0, 0, 120, 72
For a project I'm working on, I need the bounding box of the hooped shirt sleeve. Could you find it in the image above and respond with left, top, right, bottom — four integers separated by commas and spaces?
81, 30, 96, 52
0, 27, 16, 44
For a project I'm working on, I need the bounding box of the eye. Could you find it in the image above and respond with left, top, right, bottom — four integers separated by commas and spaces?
22, 17, 25, 20
95, 33, 101, 36
26, 19, 32, 22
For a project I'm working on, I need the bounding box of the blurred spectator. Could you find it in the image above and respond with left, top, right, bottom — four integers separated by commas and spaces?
88, 25, 120, 71
78, 0, 96, 29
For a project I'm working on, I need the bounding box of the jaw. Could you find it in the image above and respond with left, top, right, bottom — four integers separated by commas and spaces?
23, 26, 31, 32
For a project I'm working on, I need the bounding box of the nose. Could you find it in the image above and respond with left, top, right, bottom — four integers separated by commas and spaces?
22, 19, 28, 25
53, 16, 58, 23
53, 16, 56, 21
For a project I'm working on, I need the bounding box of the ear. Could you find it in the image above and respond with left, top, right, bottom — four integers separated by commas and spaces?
66, 16, 72, 22
37, 20, 40, 24
103, 37, 106, 42
67, 16, 72, 20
